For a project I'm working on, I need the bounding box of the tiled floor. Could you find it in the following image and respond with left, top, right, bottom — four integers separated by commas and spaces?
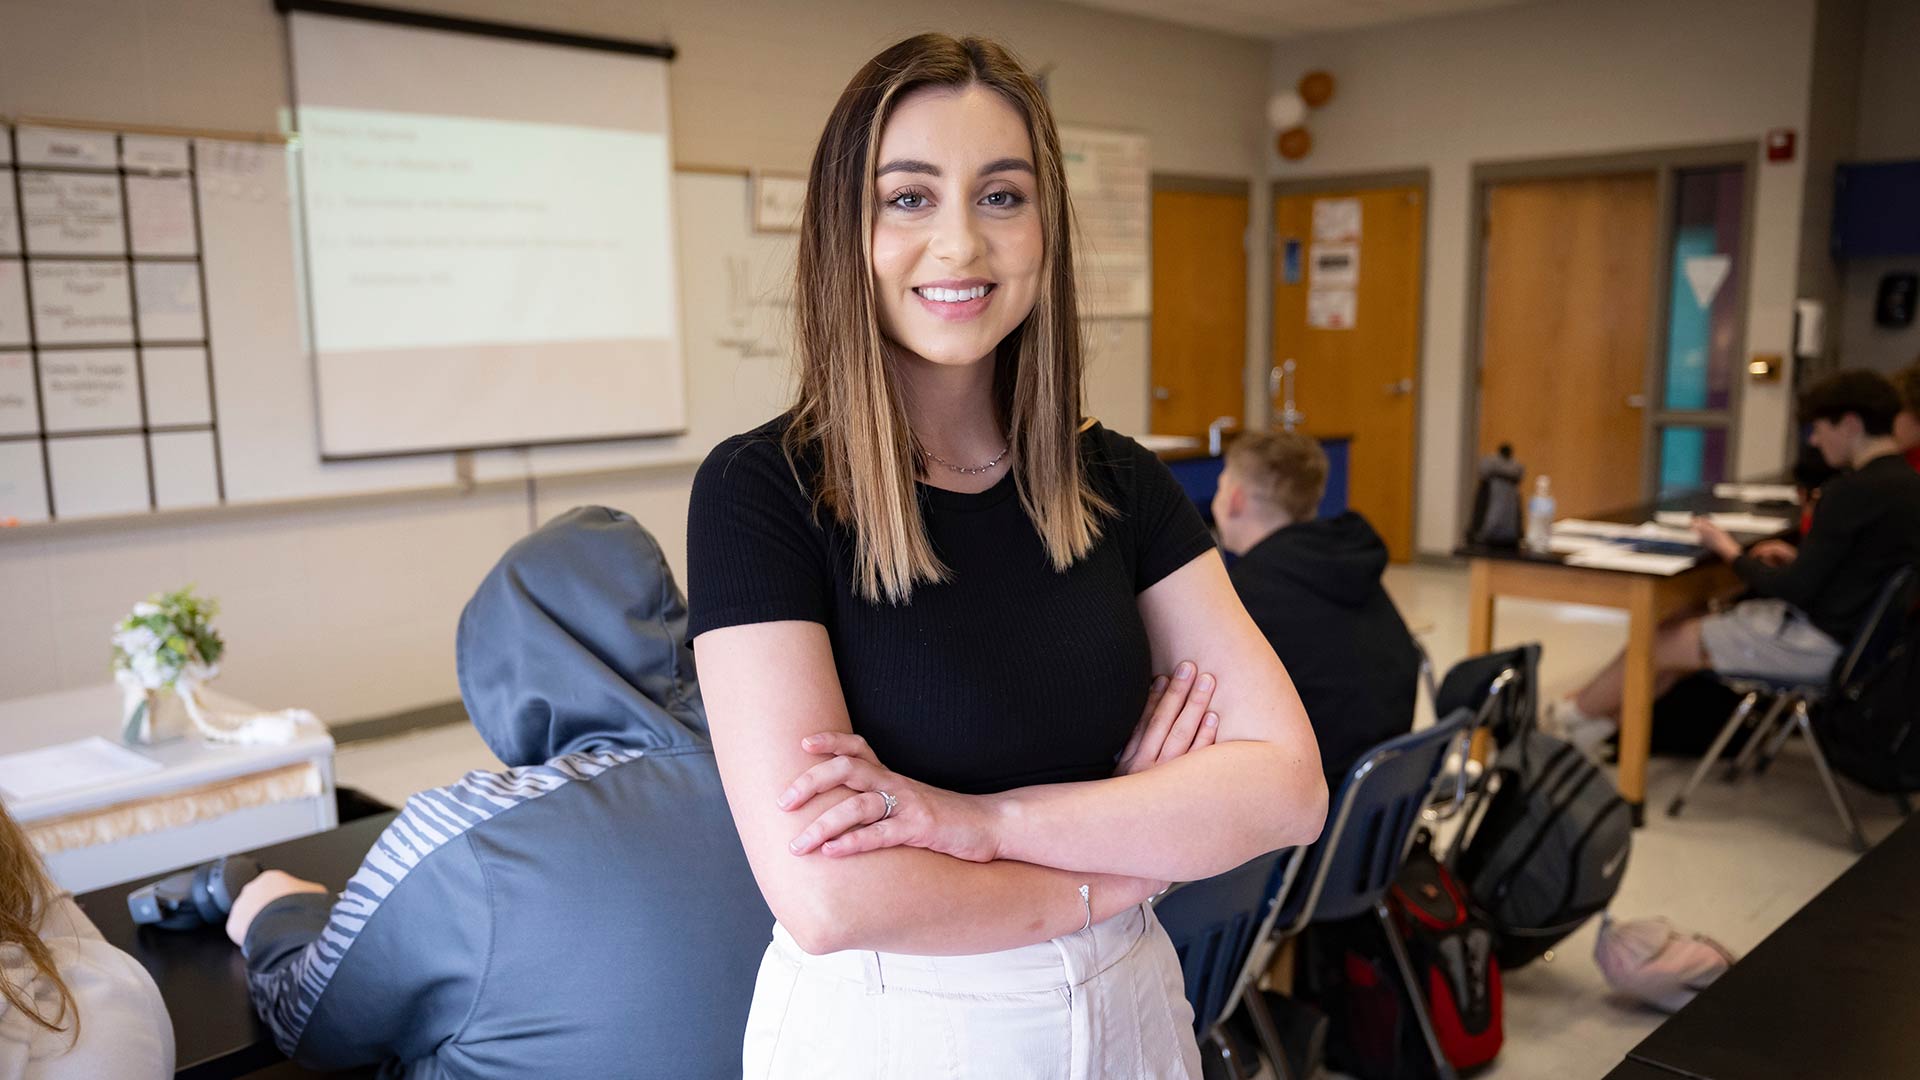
334, 562, 1899, 1080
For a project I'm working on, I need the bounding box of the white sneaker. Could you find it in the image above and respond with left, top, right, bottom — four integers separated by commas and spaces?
1546, 698, 1618, 762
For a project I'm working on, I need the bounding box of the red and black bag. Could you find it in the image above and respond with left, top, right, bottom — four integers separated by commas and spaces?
1389, 842, 1503, 1073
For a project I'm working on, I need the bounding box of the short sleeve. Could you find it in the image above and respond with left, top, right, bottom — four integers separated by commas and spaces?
685, 431, 835, 640
1119, 436, 1217, 592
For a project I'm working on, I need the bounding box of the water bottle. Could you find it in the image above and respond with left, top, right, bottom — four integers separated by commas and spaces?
1525, 475, 1556, 554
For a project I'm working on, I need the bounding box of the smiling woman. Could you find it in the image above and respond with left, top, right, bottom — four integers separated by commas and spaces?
686, 32, 1326, 1080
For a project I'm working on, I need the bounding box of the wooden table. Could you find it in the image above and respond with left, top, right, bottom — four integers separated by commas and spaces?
1459, 488, 1791, 823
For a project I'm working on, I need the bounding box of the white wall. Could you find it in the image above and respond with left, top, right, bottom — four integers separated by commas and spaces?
1835, 0, 1920, 376
1268, 0, 1820, 553
0, 0, 1269, 720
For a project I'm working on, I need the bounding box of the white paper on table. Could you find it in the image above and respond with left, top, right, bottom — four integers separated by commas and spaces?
1563, 548, 1695, 576
1548, 534, 1610, 555
1713, 483, 1797, 503
1653, 510, 1791, 534
1554, 519, 1699, 544
0, 737, 162, 802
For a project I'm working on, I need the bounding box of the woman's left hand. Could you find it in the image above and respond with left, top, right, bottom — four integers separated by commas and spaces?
779, 733, 1001, 863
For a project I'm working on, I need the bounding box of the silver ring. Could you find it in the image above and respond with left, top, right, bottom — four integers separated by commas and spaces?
878, 790, 898, 821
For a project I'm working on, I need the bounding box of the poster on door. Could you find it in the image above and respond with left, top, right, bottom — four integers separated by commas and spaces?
1307, 288, 1356, 330
1312, 197, 1362, 243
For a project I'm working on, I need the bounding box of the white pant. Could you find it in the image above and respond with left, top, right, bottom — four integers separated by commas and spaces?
741, 903, 1202, 1079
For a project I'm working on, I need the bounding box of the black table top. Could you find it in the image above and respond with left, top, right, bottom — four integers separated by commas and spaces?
1602, 1059, 1693, 1080
1455, 483, 1796, 572
75, 812, 398, 1080
1624, 812, 1920, 1079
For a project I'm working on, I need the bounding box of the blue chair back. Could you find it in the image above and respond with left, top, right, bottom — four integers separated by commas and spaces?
1277, 709, 1473, 933
1833, 567, 1916, 692
1155, 847, 1290, 1035
1435, 644, 1539, 742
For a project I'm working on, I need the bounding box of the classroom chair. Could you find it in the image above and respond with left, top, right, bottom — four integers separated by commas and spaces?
1155, 845, 1306, 1079
1668, 567, 1916, 851
1234, 709, 1476, 1080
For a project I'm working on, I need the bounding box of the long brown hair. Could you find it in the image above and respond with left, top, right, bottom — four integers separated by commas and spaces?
0, 804, 76, 1040
785, 33, 1112, 604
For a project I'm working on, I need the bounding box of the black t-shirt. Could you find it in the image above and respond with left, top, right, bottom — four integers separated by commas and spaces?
686, 415, 1215, 795
1734, 453, 1920, 642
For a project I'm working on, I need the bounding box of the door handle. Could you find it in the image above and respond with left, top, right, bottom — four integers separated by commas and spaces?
1153, 386, 1172, 401
1626, 394, 1648, 409
1385, 378, 1414, 396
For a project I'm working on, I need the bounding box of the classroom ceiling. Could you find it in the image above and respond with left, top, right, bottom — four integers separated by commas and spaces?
1065, 0, 1540, 40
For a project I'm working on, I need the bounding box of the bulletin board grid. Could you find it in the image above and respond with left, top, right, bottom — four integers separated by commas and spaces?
1, 123, 227, 522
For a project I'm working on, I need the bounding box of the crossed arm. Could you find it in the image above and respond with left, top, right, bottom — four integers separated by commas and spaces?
697, 550, 1327, 956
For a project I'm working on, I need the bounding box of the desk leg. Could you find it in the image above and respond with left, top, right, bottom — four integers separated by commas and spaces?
1618, 579, 1658, 826
1466, 562, 1498, 764
1467, 561, 1496, 655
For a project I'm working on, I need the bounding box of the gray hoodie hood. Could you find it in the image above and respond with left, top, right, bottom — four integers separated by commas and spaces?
455, 506, 706, 766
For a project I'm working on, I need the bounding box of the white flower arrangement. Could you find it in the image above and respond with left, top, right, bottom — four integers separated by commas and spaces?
112, 587, 225, 743
111, 588, 225, 692
110, 587, 314, 747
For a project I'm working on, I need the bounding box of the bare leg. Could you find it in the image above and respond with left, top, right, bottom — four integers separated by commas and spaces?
1573, 617, 1707, 719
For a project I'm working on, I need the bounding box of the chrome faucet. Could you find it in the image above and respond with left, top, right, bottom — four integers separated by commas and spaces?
1208, 416, 1238, 457
1273, 360, 1306, 432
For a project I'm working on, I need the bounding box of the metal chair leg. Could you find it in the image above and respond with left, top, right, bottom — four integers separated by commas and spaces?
1374, 901, 1458, 1080
1797, 703, 1869, 853
1728, 694, 1793, 779
1751, 696, 1804, 777
1236, 986, 1296, 1080
1670, 691, 1759, 817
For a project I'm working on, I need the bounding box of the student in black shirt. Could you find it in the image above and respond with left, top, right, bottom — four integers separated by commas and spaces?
1555, 370, 1920, 739
685, 34, 1325, 1079
1212, 431, 1421, 784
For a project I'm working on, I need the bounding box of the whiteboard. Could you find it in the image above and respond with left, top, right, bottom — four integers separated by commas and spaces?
1, 121, 1142, 524
216, 151, 793, 495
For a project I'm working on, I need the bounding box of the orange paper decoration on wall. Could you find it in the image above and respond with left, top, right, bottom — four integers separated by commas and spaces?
1298, 70, 1336, 108
1276, 126, 1313, 161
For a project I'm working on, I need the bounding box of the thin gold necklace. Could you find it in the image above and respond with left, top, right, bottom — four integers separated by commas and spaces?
921, 441, 1011, 476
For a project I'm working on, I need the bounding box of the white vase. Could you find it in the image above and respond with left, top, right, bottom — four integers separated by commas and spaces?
122, 687, 189, 746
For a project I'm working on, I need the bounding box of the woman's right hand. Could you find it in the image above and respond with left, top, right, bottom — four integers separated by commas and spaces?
1114, 661, 1219, 776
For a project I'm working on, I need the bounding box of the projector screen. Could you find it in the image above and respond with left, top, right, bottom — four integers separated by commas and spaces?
285, 8, 683, 458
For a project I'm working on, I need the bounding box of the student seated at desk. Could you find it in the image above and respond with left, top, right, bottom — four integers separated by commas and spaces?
1555, 370, 1920, 741
224, 507, 773, 1078
0, 802, 171, 1079
1211, 431, 1420, 782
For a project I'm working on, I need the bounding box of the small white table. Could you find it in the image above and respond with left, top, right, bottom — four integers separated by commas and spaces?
0, 685, 336, 893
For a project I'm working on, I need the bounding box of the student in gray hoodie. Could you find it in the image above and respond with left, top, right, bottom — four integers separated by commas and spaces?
226, 506, 773, 1077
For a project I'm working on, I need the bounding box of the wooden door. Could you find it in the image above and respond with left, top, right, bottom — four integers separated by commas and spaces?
1271, 185, 1424, 561
1150, 187, 1247, 437
1477, 173, 1657, 520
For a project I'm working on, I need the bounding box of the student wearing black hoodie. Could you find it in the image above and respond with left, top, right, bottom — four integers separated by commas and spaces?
1212, 432, 1421, 784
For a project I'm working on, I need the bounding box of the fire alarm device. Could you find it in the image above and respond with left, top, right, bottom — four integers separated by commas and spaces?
1766, 129, 1796, 162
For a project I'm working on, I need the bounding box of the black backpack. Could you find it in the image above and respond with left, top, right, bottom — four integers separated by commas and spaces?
1452, 720, 1632, 969
1815, 620, 1920, 794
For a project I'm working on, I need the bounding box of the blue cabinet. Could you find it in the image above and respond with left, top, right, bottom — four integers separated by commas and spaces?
1162, 436, 1350, 525
1833, 161, 1920, 260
